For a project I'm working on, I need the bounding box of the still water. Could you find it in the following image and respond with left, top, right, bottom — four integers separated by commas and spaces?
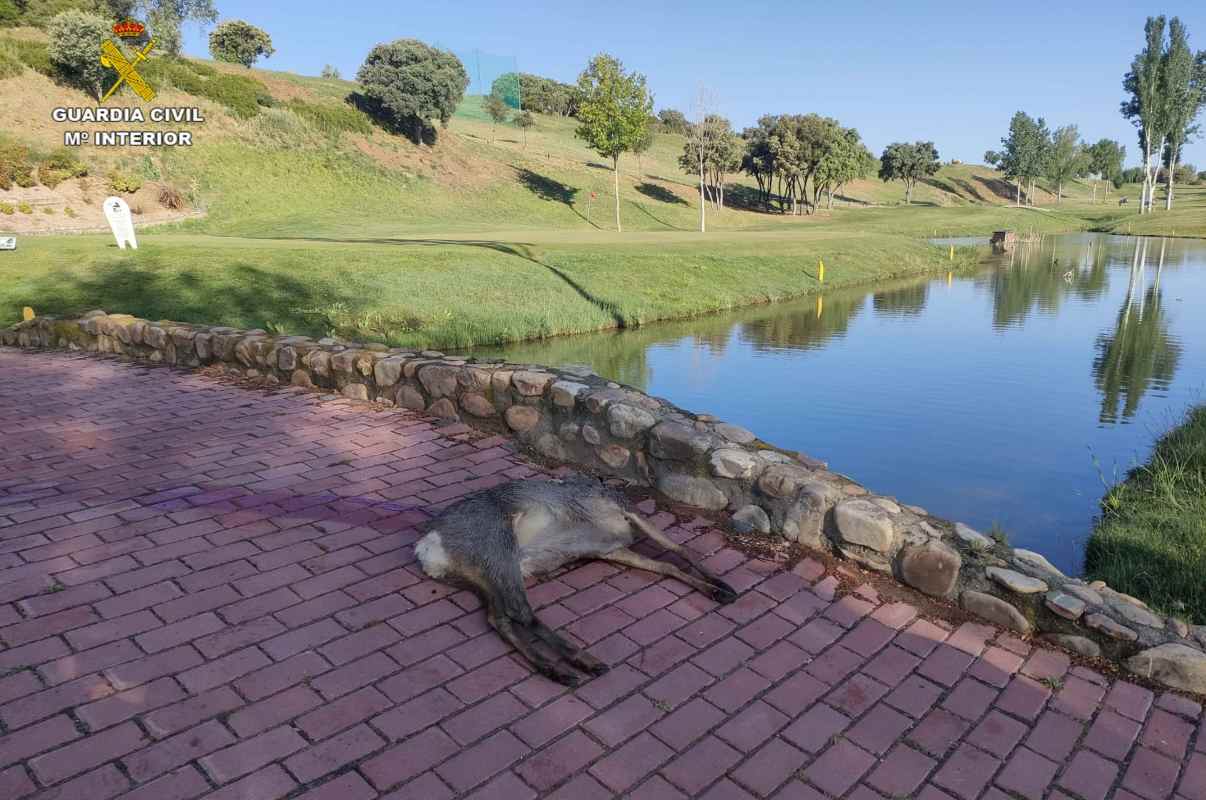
474, 233, 1206, 574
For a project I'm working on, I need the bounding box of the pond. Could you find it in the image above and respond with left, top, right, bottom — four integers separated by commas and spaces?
470, 233, 1206, 575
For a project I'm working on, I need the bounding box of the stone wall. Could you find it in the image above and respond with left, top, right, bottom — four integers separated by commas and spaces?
5, 310, 1205, 694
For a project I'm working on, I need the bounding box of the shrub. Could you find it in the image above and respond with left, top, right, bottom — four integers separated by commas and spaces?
42, 206, 54, 214
17, 201, 32, 213
321, 64, 340, 80
157, 183, 185, 209
0, 202, 13, 215
39, 168, 69, 188
185, 59, 217, 77
108, 169, 143, 193
45, 147, 87, 177
7, 38, 52, 77
287, 99, 373, 135
355, 39, 468, 142
203, 72, 264, 117
64, 206, 76, 217
209, 19, 274, 69
0, 41, 22, 80
0, 136, 36, 190
47, 10, 110, 99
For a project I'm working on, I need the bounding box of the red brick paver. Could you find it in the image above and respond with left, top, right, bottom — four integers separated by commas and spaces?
0, 348, 1203, 799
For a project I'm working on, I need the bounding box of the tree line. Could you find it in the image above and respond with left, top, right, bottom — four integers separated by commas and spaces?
985, 115, 1127, 205
1120, 15, 1206, 212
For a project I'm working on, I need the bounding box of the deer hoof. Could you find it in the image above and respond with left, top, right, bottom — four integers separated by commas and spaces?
710, 580, 738, 605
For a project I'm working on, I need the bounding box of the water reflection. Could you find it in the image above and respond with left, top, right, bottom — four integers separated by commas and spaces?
1092, 238, 1183, 424
468, 233, 1204, 573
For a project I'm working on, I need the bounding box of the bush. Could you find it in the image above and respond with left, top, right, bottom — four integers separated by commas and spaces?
0, 136, 36, 190
0, 40, 22, 79
209, 19, 274, 69
47, 10, 110, 98
185, 59, 217, 77
287, 99, 373, 135
157, 183, 185, 209
64, 206, 76, 217
0, 202, 12, 215
355, 39, 468, 142
140, 59, 272, 119
203, 72, 265, 118
321, 64, 340, 80
6, 38, 52, 77
17, 201, 31, 213
42, 206, 54, 214
45, 147, 87, 176
108, 170, 143, 193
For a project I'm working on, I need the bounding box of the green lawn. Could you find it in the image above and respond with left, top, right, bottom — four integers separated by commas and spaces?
1086, 405, 1206, 624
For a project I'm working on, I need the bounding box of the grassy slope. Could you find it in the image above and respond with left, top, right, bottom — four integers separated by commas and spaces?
1, 39, 1194, 348
1086, 405, 1206, 624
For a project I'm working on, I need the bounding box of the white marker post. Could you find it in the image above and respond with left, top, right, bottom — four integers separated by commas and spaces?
0, 235, 15, 251
103, 196, 138, 249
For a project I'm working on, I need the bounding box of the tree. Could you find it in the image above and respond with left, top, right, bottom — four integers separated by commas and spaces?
1045, 125, 1086, 203
321, 64, 341, 79
1086, 139, 1126, 200
997, 111, 1047, 205
208, 19, 274, 68
355, 39, 468, 144
484, 92, 510, 142
1122, 16, 1170, 213
632, 122, 654, 174
680, 110, 741, 224
984, 150, 1002, 167
574, 53, 653, 232
657, 108, 689, 135
47, 10, 111, 99
878, 141, 939, 204
515, 109, 533, 148
1158, 19, 1206, 210
815, 128, 875, 209
492, 72, 580, 116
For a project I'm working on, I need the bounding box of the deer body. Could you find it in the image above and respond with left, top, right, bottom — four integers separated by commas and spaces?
415, 476, 736, 685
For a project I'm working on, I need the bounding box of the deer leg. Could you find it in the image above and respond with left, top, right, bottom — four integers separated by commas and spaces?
624, 514, 738, 603
527, 618, 609, 675
487, 602, 582, 687
600, 546, 736, 604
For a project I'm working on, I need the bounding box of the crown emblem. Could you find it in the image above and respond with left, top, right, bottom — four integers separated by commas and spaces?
112, 19, 146, 38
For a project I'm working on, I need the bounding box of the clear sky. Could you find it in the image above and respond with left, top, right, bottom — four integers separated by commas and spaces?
183, 1, 1206, 169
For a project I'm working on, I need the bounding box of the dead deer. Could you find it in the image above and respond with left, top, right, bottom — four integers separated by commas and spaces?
415, 476, 738, 685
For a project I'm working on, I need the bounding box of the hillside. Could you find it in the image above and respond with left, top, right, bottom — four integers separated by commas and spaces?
0, 28, 1184, 349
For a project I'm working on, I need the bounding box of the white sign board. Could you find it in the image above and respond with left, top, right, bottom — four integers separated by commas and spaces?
0, 236, 15, 251
103, 196, 138, 250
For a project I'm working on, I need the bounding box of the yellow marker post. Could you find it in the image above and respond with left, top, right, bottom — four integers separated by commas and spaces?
947, 272, 953, 287
22, 307, 34, 321
816, 295, 823, 318
818, 259, 825, 283
949, 245, 955, 261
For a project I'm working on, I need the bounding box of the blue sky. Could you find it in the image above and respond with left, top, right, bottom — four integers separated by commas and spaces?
183, 1, 1206, 168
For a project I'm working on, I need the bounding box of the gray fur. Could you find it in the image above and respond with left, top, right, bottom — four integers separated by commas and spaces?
416, 476, 737, 686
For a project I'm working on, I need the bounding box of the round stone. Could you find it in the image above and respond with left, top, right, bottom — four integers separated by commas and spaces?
1126, 643, 1206, 694
504, 405, 541, 433
1045, 591, 1087, 620
581, 424, 602, 445
833, 498, 898, 554
869, 497, 901, 514
550, 380, 589, 407
954, 522, 992, 550
1040, 634, 1102, 659
373, 356, 406, 387
418, 365, 460, 398
710, 449, 760, 480
341, 383, 369, 401
986, 567, 1049, 595
732, 505, 772, 535
513, 371, 554, 396
961, 590, 1032, 635
290, 370, 314, 389
396, 385, 426, 411
757, 464, 814, 499
607, 404, 657, 439
1084, 613, 1138, 642
657, 473, 727, 511
715, 423, 756, 444
536, 433, 567, 460
898, 540, 961, 598
597, 444, 631, 469
426, 398, 459, 419
460, 393, 496, 417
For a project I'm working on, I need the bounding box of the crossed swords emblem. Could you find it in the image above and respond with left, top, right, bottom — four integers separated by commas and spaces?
100, 37, 157, 103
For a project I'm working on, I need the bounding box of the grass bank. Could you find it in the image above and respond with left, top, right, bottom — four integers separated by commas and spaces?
1086, 404, 1206, 624
0, 225, 985, 350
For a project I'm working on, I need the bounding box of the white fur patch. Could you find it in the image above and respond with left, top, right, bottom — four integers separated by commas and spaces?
415, 531, 451, 579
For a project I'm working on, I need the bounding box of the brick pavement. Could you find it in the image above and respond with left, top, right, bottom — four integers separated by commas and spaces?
0, 347, 1203, 800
